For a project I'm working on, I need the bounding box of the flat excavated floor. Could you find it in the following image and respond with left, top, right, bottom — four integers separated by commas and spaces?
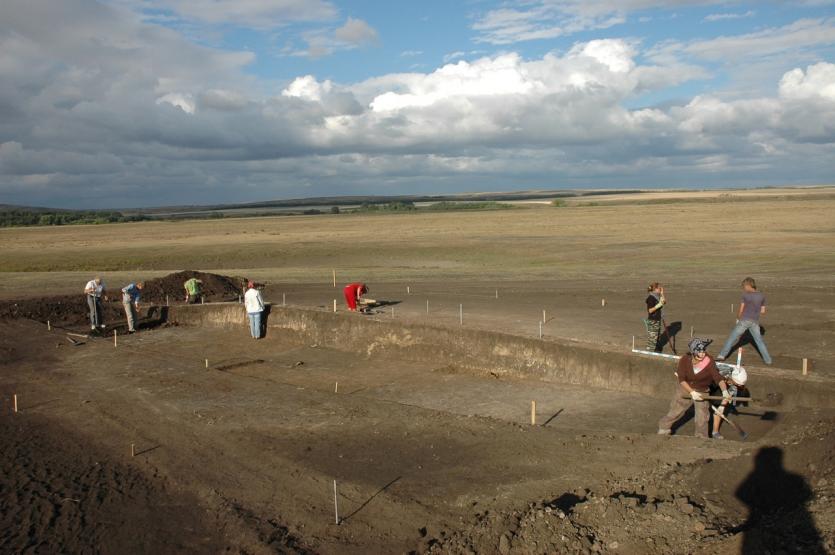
2, 318, 805, 554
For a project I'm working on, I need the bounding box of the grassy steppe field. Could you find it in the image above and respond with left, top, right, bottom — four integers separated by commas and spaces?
1, 190, 834, 298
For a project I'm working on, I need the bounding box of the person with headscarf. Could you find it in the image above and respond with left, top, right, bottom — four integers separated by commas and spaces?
244, 280, 265, 339
658, 337, 730, 438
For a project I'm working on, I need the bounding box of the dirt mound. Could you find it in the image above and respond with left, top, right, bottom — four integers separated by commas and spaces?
422, 423, 835, 555
423, 489, 733, 555
0, 414, 228, 554
141, 270, 243, 304
0, 270, 243, 327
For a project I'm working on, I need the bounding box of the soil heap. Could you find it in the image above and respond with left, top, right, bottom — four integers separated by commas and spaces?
0, 270, 243, 327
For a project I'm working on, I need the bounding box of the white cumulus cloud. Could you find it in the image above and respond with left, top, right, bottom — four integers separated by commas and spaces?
282, 75, 333, 101
779, 62, 835, 101
2, 1, 835, 208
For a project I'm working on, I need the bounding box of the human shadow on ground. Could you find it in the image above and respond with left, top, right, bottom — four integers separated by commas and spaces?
735, 446, 825, 554
89, 305, 168, 336
656, 321, 682, 353
260, 304, 271, 338
361, 299, 402, 309
358, 299, 402, 314
138, 306, 169, 331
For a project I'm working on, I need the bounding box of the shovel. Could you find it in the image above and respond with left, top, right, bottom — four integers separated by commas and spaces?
711, 404, 749, 440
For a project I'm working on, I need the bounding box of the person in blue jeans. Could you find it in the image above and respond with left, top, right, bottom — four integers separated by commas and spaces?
244, 280, 265, 339
717, 277, 772, 365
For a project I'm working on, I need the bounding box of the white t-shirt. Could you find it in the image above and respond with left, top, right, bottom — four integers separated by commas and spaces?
85, 280, 104, 297
244, 288, 264, 313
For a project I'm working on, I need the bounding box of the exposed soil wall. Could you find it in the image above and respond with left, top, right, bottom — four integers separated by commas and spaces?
0, 271, 243, 327
169, 303, 835, 409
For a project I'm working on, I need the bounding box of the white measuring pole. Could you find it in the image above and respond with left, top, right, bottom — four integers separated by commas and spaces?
333, 480, 340, 525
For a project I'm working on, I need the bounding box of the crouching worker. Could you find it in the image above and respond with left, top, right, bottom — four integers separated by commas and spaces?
711, 365, 747, 440
343, 282, 368, 312
244, 280, 265, 339
184, 277, 203, 304
658, 338, 730, 438
121, 282, 143, 334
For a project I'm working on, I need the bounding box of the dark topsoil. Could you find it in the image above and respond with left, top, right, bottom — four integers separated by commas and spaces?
0, 414, 229, 554
0, 296, 832, 554
424, 422, 835, 555
0, 270, 244, 328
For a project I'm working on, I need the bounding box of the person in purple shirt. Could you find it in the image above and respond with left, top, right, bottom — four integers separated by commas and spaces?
717, 277, 772, 365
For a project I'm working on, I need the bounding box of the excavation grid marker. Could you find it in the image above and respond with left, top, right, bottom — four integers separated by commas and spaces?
333, 480, 340, 525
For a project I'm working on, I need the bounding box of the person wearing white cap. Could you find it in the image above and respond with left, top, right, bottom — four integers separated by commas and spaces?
712, 365, 748, 440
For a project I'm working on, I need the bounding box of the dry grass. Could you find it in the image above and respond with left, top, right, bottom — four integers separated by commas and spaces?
1, 190, 834, 297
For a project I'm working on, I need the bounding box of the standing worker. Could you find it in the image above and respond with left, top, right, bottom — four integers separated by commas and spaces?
716, 277, 772, 365
184, 277, 203, 304
657, 338, 730, 438
244, 280, 265, 339
343, 282, 368, 312
644, 282, 667, 352
84, 276, 107, 331
121, 282, 143, 334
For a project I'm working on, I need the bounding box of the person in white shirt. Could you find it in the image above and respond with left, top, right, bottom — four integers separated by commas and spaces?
84, 277, 107, 330
244, 280, 265, 339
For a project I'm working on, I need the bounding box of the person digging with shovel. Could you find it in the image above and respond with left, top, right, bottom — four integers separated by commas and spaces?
711, 365, 748, 440
84, 276, 107, 331
658, 337, 730, 439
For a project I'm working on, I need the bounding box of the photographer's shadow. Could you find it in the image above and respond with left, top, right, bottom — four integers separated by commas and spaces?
735, 447, 824, 554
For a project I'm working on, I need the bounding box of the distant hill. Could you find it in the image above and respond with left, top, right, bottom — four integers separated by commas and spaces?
126, 188, 644, 217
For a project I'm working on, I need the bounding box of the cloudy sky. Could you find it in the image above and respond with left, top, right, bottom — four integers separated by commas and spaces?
1, 1, 835, 208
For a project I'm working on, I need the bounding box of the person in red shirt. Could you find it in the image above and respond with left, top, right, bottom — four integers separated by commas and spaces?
343, 282, 368, 311
657, 337, 730, 438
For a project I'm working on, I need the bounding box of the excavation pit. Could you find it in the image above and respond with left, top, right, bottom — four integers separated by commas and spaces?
1, 302, 833, 554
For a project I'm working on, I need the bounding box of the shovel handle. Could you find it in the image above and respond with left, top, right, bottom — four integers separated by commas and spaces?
681, 395, 752, 402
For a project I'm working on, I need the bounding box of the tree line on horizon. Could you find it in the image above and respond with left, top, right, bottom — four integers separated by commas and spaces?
0, 209, 150, 227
